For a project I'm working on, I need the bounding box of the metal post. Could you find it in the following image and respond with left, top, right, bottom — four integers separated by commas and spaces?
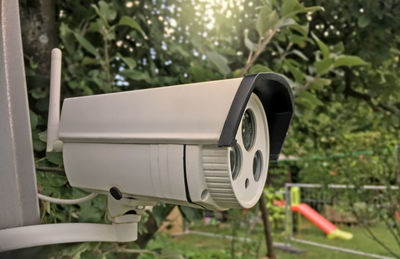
0, 0, 40, 228
284, 184, 291, 243
288, 186, 294, 239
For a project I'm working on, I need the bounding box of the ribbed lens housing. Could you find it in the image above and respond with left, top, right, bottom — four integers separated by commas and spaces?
230, 143, 241, 180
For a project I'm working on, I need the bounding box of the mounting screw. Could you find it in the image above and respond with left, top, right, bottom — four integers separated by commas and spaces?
109, 186, 122, 200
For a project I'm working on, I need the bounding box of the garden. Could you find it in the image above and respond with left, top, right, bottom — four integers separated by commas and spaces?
4, 0, 400, 258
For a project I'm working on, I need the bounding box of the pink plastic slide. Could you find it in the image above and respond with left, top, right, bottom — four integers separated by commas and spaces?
292, 203, 353, 240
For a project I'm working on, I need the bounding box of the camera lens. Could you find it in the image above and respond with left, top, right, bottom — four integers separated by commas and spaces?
230, 143, 241, 180
242, 110, 255, 151
253, 150, 263, 181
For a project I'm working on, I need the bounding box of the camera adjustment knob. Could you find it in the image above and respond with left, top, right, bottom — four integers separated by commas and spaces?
109, 186, 123, 200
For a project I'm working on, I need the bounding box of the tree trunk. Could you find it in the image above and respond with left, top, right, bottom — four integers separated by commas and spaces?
259, 195, 276, 259
131, 205, 175, 258
135, 214, 160, 249
20, 0, 58, 75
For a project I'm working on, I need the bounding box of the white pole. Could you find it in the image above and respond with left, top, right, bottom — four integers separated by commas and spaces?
46, 48, 62, 152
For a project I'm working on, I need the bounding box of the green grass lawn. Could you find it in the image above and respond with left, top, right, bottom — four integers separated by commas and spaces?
280, 221, 400, 258
141, 220, 400, 259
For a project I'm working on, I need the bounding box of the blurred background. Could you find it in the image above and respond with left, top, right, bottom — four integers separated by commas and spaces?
14, 0, 400, 258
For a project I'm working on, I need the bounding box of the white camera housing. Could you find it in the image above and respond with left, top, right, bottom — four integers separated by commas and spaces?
54, 72, 294, 211
0, 53, 295, 252
0, 48, 295, 252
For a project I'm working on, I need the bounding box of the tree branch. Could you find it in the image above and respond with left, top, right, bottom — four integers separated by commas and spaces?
344, 69, 398, 114
242, 28, 278, 76
343, 170, 400, 258
259, 195, 276, 259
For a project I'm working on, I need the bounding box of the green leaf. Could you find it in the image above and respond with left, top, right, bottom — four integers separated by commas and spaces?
120, 69, 151, 83
46, 152, 63, 166
281, 0, 301, 17
87, 21, 100, 33
91, 2, 114, 28
89, 70, 112, 93
279, 18, 297, 28
169, 44, 190, 58
297, 91, 324, 108
73, 32, 99, 57
301, 6, 325, 13
81, 57, 98, 65
119, 16, 148, 39
315, 58, 334, 75
117, 53, 137, 69
332, 42, 345, 53
32, 129, 46, 152
256, 6, 279, 36
205, 50, 231, 75
390, 48, 400, 55
233, 68, 243, 77
98, 1, 116, 22
38, 131, 47, 142
311, 32, 330, 60
285, 60, 305, 83
273, 41, 285, 54
189, 65, 220, 82
334, 55, 368, 68
30, 88, 48, 99
290, 49, 309, 61
105, 29, 116, 41
78, 201, 104, 222
59, 23, 76, 54
358, 15, 370, 28
309, 78, 331, 90
249, 64, 272, 73
282, 6, 324, 20
39, 173, 67, 187
152, 204, 174, 226
178, 206, 203, 222
61, 243, 91, 259
30, 110, 38, 129
33, 140, 46, 152
244, 31, 258, 51
288, 34, 312, 47
289, 23, 309, 36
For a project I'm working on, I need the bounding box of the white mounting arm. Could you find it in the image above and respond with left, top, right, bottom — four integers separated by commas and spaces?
0, 222, 137, 251
46, 48, 63, 152
0, 194, 150, 252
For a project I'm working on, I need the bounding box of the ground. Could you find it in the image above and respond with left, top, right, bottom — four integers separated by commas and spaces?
140, 219, 400, 259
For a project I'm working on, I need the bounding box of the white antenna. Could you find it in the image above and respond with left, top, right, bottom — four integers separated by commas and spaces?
46, 48, 63, 152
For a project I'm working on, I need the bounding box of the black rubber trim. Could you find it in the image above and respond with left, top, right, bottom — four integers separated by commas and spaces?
218, 72, 294, 161
182, 145, 208, 209
182, 145, 193, 203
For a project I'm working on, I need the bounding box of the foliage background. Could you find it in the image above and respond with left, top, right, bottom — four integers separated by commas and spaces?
17, 0, 400, 257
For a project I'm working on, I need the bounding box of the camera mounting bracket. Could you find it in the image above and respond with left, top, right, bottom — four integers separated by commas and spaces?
106, 191, 157, 242
0, 193, 157, 251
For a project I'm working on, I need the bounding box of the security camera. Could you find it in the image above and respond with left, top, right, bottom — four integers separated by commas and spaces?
49, 60, 294, 211
0, 49, 294, 251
